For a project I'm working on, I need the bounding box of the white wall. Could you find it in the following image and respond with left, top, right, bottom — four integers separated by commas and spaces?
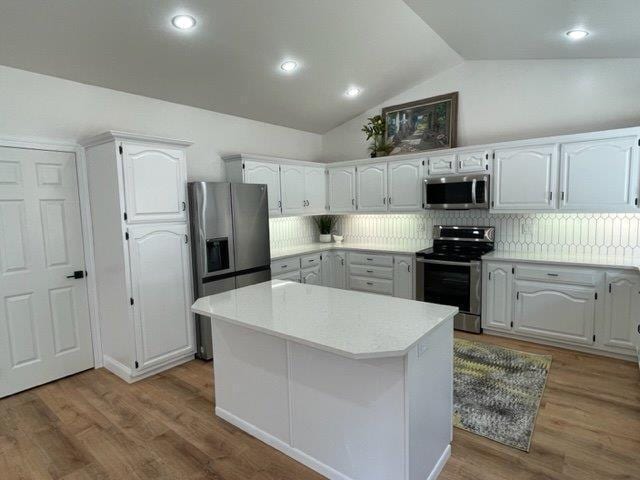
322, 59, 640, 161
0, 65, 322, 180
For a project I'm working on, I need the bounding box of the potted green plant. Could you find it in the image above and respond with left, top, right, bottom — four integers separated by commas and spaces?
313, 215, 337, 243
361, 114, 393, 158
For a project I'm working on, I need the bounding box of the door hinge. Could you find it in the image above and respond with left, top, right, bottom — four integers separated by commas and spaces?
488, 272, 491, 280
125, 232, 129, 240
635, 198, 638, 206
594, 292, 598, 300
422, 160, 425, 166
422, 202, 425, 209
638, 139, 640, 147
355, 166, 358, 172
485, 153, 489, 160
491, 200, 495, 208
130, 297, 134, 306
592, 334, 596, 342
485, 164, 488, 170
123, 212, 128, 221
119, 145, 123, 155
609, 283, 612, 293
135, 361, 139, 369
510, 321, 514, 328
549, 191, 553, 201
516, 292, 519, 300
492, 152, 495, 159
512, 267, 515, 274
561, 191, 565, 201
242, 162, 245, 169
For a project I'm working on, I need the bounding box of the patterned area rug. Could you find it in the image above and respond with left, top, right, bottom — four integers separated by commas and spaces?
453, 339, 552, 452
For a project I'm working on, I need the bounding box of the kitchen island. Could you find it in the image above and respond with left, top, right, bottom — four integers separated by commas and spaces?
192, 280, 457, 480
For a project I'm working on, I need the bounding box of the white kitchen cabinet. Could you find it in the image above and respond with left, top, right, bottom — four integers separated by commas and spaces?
121, 143, 187, 223
273, 270, 301, 283
304, 166, 327, 213
393, 255, 413, 299
492, 144, 558, 210
388, 159, 424, 211
243, 160, 282, 216
428, 153, 456, 175
321, 251, 346, 289
603, 272, 640, 351
483, 262, 513, 332
128, 224, 195, 372
356, 162, 388, 212
457, 149, 489, 173
281, 164, 306, 215
301, 265, 322, 285
328, 166, 356, 212
560, 136, 639, 211
513, 280, 595, 346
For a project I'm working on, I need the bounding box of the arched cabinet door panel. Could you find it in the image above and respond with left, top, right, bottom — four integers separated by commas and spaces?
243, 161, 282, 216
122, 143, 187, 223
483, 262, 513, 332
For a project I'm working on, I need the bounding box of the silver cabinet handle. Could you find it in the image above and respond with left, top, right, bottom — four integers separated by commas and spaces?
366, 282, 374, 286
182, 201, 186, 211
547, 273, 559, 277
448, 161, 452, 169
366, 270, 373, 273
281, 265, 288, 269
383, 197, 386, 204
388, 197, 392, 204
366, 258, 373, 261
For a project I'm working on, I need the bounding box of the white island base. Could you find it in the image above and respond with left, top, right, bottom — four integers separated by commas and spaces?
193, 281, 456, 480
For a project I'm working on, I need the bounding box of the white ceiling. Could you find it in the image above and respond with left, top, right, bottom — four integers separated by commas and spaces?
403, 0, 640, 60
0, 0, 460, 133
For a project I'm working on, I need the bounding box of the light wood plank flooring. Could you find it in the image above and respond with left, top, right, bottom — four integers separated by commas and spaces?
1, 333, 639, 480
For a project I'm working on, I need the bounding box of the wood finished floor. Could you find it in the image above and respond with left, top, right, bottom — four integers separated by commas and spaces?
1, 333, 639, 480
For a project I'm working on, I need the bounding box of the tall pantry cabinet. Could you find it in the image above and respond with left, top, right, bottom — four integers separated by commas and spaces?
82, 132, 195, 383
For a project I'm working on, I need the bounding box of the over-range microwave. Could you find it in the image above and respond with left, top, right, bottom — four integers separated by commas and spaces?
424, 174, 490, 210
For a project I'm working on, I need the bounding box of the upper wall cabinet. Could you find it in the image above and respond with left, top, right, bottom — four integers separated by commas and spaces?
304, 166, 327, 214
122, 143, 187, 223
428, 153, 456, 175
388, 159, 424, 211
328, 166, 356, 213
492, 144, 558, 211
281, 164, 306, 215
560, 136, 639, 211
457, 149, 489, 173
242, 160, 283, 216
356, 162, 387, 212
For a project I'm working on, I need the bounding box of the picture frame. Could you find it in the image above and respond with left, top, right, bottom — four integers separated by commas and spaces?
382, 92, 458, 155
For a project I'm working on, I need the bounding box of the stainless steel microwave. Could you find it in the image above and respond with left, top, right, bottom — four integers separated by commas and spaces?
424, 174, 490, 210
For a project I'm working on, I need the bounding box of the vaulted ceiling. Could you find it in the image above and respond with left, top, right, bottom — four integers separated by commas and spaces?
0, 1, 636, 133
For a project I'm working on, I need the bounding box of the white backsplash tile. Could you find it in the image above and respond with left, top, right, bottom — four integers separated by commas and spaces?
271, 212, 640, 257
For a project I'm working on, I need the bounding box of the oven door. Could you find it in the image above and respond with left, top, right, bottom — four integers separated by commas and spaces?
424, 174, 489, 209
416, 258, 481, 315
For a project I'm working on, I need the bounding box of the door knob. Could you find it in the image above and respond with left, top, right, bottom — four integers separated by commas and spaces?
66, 270, 85, 279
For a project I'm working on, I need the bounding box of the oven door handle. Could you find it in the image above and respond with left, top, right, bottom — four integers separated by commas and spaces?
417, 258, 477, 267
471, 178, 477, 205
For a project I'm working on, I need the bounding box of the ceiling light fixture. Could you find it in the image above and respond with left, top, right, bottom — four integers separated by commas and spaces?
280, 61, 298, 72
172, 15, 197, 30
566, 29, 589, 40
345, 87, 361, 97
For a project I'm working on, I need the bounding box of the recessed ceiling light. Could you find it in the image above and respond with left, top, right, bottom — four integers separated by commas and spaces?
172, 15, 196, 30
280, 61, 298, 72
566, 29, 589, 40
345, 87, 361, 97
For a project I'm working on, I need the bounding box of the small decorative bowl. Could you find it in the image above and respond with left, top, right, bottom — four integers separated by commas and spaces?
333, 235, 343, 244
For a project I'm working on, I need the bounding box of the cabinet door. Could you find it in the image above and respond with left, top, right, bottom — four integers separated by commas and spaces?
388, 159, 423, 211
428, 154, 456, 175
483, 262, 513, 332
514, 280, 595, 345
243, 161, 282, 216
281, 165, 306, 215
301, 265, 321, 285
273, 270, 301, 282
603, 272, 640, 351
333, 252, 347, 289
122, 143, 187, 223
492, 144, 558, 210
328, 167, 356, 212
393, 255, 413, 299
128, 224, 195, 371
304, 166, 326, 214
457, 149, 488, 173
560, 136, 638, 211
356, 163, 387, 212
321, 252, 332, 287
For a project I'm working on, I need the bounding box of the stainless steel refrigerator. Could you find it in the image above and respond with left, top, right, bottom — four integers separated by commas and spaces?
188, 182, 271, 359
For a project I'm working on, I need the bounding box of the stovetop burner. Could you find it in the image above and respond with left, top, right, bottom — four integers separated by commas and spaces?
416, 225, 495, 261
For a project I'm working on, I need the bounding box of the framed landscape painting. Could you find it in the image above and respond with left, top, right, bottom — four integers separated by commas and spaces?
382, 92, 458, 155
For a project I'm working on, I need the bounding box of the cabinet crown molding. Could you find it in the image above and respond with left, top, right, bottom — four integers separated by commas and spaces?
80, 131, 193, 148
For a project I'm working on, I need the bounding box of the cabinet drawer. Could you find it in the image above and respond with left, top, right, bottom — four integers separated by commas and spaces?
515, 265, 598, 286
300, 253, 322, 268
349, 276, 393, 295
349, 264, 393, 280
273, 271, 301, 283
349, 252, 393, 267
271, 257, 301, 274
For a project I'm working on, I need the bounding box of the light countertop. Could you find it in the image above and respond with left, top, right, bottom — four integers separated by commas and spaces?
270, 241, 430, 261
192, 280, 457, 359
483, 251, 640, 272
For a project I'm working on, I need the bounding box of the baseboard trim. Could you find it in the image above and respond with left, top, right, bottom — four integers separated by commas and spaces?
216, 407, 353, 480
102, 355, 134, 383
427, 444, 451, 480
103, 354, 194, 383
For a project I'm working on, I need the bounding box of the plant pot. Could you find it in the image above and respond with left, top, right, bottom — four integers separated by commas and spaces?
319, 234, 332, 243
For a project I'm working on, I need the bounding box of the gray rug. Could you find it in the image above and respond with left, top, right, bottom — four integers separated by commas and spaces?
453, 338, 552, 452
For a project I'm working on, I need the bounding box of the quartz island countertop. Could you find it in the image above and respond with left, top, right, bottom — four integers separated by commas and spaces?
192, 279, 457, 359
483, 250, 640, 272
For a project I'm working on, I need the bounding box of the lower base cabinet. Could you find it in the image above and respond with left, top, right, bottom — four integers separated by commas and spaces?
482, 260, 640, 359
322, 251, 347, 289
301, 265, 321, 285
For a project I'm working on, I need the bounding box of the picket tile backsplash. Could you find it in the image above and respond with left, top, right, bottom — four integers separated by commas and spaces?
271, 212, 640, 257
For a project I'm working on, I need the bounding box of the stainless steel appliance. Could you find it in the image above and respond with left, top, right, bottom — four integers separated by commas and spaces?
424, 174, 490, 210
416, 225, 495, 333
188, 182, 271, 359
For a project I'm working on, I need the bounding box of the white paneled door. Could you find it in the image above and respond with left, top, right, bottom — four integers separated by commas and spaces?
0, 147, 93, 398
